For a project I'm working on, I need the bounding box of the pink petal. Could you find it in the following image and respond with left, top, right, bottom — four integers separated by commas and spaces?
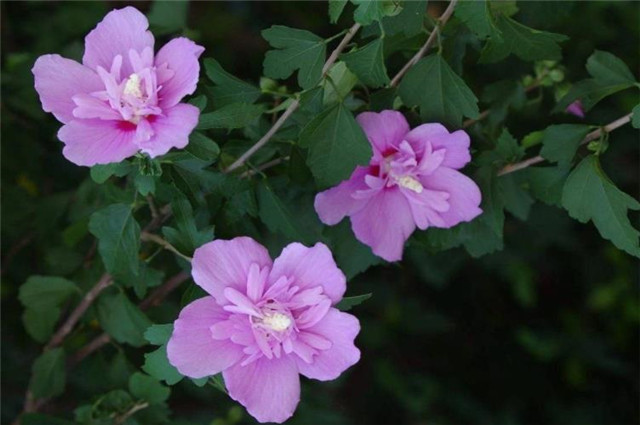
269, 243, 346, 304
71, 93, 122, 120
401, 188, 450, 230
295, 309, 360, 381
136, 103, 199, 157
350, 188, 416, 262
314, 166, 370, 225
191, 238, 272, 305
167, 297, 244, 379
405, 123, 471, 170
32, 55, 103, 124
83, 7, 154, 76
224, 355, 300, 424
155, 37, 205, 109
421, 167, 482, 227
356, 110, 409, 156
57, 119, 139, 166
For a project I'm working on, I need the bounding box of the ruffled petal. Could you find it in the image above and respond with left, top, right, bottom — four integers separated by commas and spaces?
224, 355, 300, 424
155, 37, 205, 108
356, 110, 409, 156
82, 7, 154, 76
166, 297, 244, 378
32, 55, 103, 124
350, 188, 416, 262
191, 238, 272, 305
57, 119, 139, 166
136, 103, 199, 157
270, 243, 346, 304
314, 166, 370, 225
295, 308, 360, 381
421, 167, 482, 227
405, 123, 471, 170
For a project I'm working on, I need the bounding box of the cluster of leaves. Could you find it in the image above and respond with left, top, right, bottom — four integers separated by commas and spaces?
3, 1, 638, 424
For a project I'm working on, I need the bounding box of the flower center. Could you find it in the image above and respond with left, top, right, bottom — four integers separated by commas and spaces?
123, 73, 144, 99
396, 175, 423, 193
261, 312, 292, 332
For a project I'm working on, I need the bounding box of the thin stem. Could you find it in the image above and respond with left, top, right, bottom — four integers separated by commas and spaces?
225, 22, 362, 173
45, 274, 113, 350
240, 156, 291, 178
389, 0, 458, 87
498, 112, 633, 176
140, 232, 192, 262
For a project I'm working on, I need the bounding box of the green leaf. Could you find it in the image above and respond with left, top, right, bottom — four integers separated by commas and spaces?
329, 0, 348, 23
129, 372, 170, 404
342, 38, 389, 88
88, 204, 140, 278
480, 15, 568, 63
21, 413, 76, 425
561, 155, 640, 257
257, 181, 313, 244
398, 55, 479, 127
164, 193, 213, 253
19, 276, 78, 343
540, 124, 590, 166
147, 0, 188, 35
143, 346, 183, 386
299, 102, 372, 187
197, 103, 264, 130
90, 161, 133, 184
144, 324, 174, 345
633, 104, 640, 129
481, 80, 526, 127
203, 58, 261, 107
186, 132, 220, 162
336, 293, 372, 311
130, 263, 164, 299
585, 50, 636, 86
324, 221, 381, 279
262, 25, 327, 89
382, 0, 427, 37
477, 128, 524, 167
30, 348, 66, 398
189, 94, 208, 111
554, 51, 636, 113
351, 0, 398, 25
499, 174, 534, 221
322, 62, 358, 105
134, 174, 156, 196
97, 290, 152, 346
455, 0, 495, 39
525, 165, 570, 206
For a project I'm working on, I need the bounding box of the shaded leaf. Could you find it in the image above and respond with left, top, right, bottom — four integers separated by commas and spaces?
540, 124, 590, 166
129, 372, 170, 404
89, 204, 140, 278
342, 38, 389, 88
203, 58, 261, 107
30, 348, 66, 398
197, 103, 264, 130
97, 290, 151, 346
336, 293, 372, 311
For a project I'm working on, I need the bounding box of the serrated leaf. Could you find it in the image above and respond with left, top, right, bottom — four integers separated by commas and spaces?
129, 372, 170, 404
351, 0, 398, 26
197, 103, 264, 130
147, 0, 188, 35
257, 181, 313, 244
203, 58, 261, 107
130, 263, 164, 299
186, 132, 220, 162
90, 161, 133, 184
144, 323, 174, 346
329, 0, 348, 23
480, 15, 568, 63
540, 124, 590, 166
324, 221, 380, 279
336, 293, 372, 311
164, 194, 213, 254
477, 128, 524, 167
262, 25, 326, 89
322, 62, 358, 105
342, 38, 389, 88
585, 50, 636, 86
23, 308, 60, 343
134, 174, 155, 196
561, 155, 640, 257
299, 102, 372, 187
525, 165, 570, 206
30, 348, 66, 398
143, 346, 183, 386
97, 290, 152, 346
455, 0, 495, 39
398, 55, 479, 127
382, 0, 427, 37
499, 174, 534, 221
88, 204, 140, 278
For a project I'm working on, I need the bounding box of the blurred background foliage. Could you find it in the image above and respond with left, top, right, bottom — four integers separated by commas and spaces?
2, 1, 638, 424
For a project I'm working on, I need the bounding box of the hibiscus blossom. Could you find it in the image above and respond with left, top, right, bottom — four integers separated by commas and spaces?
167, 237, 361, 423
32, 7, 203, 166
315, 110, 482, 262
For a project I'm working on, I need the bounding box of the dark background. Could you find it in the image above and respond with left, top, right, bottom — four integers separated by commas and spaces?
2, 1, 639, 424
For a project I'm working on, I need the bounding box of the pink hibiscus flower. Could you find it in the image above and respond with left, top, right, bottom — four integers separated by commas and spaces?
32, 7, 203, 166
167, 237, 361, 423
315, 110, 482, 262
